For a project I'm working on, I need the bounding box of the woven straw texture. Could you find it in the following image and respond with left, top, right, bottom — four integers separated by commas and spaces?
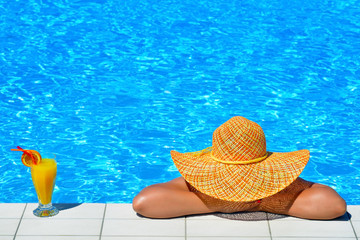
171, 116, 310, 202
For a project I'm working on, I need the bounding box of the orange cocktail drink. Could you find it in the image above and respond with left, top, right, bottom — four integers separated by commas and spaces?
31, 158, 57, 205
11, 147, 59, 217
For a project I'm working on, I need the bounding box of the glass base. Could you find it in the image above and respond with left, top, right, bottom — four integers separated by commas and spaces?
33, 203, 59, 217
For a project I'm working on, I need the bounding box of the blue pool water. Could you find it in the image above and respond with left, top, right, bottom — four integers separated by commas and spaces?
1, 0, 359, 204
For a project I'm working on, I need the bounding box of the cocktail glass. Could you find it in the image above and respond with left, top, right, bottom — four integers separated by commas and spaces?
31, 154, 59, 217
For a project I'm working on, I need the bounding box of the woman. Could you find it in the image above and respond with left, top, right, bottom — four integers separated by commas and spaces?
133, 116, 347, 220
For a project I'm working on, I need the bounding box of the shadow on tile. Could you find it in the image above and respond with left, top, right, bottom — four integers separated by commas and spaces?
213, 211, 286, 221
137, 211, 287, 221
329, 212, 351, 222
53, 203, 82, 211
133, 210, 351, 222
210, 211, 350, 221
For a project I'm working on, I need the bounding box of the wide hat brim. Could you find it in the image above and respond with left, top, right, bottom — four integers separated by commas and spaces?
171, 149, 310, 202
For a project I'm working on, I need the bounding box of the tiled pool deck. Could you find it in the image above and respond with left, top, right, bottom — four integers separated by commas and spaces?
0, 203, 359, 240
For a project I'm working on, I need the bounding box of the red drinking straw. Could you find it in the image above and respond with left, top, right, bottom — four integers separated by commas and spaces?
11, 146, 37, 165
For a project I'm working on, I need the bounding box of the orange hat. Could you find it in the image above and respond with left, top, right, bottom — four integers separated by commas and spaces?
171, 116, 310, 202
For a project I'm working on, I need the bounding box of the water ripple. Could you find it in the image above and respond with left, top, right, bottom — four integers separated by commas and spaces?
1, 0, 359, 204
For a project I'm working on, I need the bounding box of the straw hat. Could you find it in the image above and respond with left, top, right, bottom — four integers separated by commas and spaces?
171, 116, 310, 202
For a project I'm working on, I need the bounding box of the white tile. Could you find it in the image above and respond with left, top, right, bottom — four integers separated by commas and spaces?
22, 203, 105, 219
348, 205, 360, 220
266, 215, 299, 221
102, 219, 185, 236
0, 219, 20, 235
0, 236, 14, 240
186, 214, 227, 220
15, 237, 99, 240
273, 238, 357, 240
0, 203, 26, 218
105, 203, 139, 219
351, 220, 360, 237
186, 219, 270, 237
101, 237, 185, 240
17, 218, 102, 236
55, 203, 105, 219
269, 219, 356, 238
188, 237, 270, 240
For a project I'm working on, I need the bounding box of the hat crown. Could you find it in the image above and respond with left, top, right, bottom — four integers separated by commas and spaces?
212, 116, 267, 163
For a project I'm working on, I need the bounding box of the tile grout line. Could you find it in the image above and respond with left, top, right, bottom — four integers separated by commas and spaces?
266, 212, 273, 240
348, 212, 359, 240
185, 216, 187, 240
99, 203, 107, 240
13, 203, 27, 240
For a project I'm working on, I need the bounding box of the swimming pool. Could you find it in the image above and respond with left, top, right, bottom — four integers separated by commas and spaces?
1, 0, 359, 204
